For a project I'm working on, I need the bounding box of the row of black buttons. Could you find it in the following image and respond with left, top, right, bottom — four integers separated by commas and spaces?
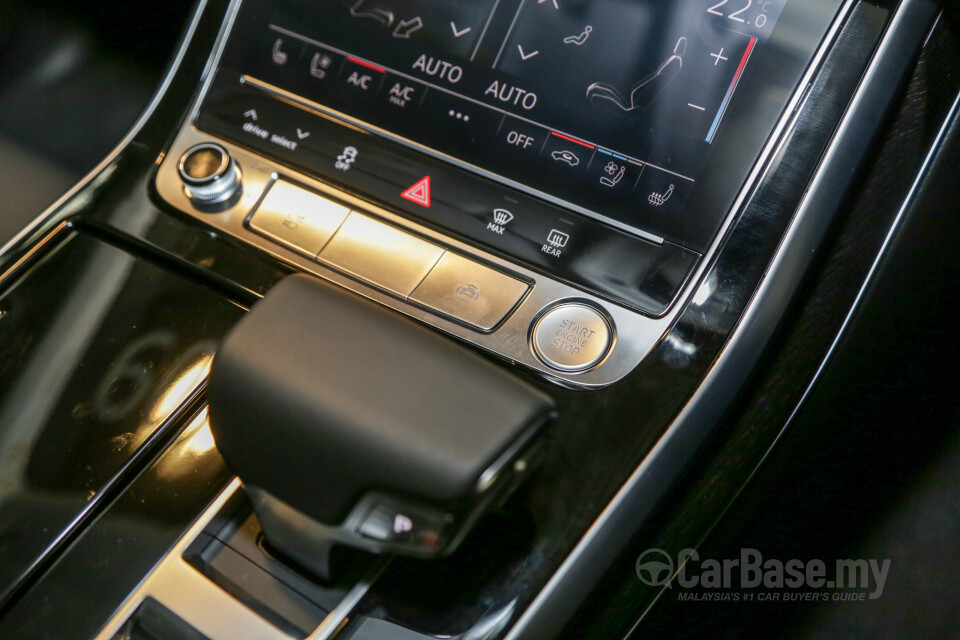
196, 72, 700, 316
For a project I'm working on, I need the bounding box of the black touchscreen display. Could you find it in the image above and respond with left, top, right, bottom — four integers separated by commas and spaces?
232, 0, 790, 239
204, 0, 842, 311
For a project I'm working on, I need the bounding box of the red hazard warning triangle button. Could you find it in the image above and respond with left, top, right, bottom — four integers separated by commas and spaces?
401, 176, 431, 207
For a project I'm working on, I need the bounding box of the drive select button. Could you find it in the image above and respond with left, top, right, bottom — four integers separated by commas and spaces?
531, 303, 613, 372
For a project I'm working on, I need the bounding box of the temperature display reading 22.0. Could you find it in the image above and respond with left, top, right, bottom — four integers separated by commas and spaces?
708, 0, 776, 28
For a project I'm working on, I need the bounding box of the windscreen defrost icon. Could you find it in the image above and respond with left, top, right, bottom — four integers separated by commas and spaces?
493, 209, 514, 226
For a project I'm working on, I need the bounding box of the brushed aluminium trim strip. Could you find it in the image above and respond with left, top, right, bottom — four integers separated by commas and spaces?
92, 455, 392, 640
502, 2, 941, 639
89, 475, 285, 640
156, 131, 646, 388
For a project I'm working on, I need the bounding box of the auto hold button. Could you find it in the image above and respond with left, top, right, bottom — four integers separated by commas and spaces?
531, 303, 613, 372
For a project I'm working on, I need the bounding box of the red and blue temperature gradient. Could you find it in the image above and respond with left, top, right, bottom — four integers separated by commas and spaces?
706, 36, 758, 143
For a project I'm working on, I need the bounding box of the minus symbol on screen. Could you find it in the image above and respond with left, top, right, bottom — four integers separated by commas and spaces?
687, 103, 706, 111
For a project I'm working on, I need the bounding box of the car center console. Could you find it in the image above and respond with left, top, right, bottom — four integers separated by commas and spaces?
156, 0, 840, 386
0, 0, 947, 639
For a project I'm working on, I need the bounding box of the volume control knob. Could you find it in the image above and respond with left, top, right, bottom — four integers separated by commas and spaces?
178, 143, 241, 206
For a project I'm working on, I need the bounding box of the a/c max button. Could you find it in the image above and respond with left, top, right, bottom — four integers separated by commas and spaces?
531, 303, 613, 372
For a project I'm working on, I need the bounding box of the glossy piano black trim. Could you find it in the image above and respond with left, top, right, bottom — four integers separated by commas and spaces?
0, 0, 941, 639
344, 3, 935, 638
349, 2, 933, 638
0, 230, 247, 612
555, 4, 960, 640
0, 407, 234, 639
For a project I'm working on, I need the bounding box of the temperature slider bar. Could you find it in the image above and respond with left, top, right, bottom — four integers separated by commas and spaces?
706, 37, 757, 143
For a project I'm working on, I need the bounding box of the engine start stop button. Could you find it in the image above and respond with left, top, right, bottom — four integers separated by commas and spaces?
531, 303, 613, 373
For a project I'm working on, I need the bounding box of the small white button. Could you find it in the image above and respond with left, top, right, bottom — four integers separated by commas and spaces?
531, 303, 613, 372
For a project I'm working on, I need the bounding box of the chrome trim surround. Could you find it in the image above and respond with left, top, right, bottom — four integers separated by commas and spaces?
530, 302, 614, 373
178, 143, 230, 185
155, 0, 869, 388
500, 1, 943, 638
178, 143, 242, 204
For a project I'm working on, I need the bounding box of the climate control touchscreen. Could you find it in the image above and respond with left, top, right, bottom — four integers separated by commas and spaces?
193, 0, 837, 315
218, 0, 787, 244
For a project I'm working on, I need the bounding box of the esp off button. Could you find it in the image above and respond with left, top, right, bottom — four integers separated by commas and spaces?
531, 303, 613, 372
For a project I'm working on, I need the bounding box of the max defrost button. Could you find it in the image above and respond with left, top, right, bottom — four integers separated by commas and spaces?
249, 181, 350, 257
410, 253, 529, 331
531, 303, 613, 372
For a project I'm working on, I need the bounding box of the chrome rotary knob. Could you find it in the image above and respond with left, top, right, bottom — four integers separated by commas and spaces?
178, 143, 241, 206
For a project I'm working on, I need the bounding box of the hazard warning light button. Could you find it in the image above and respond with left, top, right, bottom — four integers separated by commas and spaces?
401, 176, 431, 207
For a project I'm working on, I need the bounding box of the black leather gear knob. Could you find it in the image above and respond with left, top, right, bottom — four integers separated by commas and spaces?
208, 275, 555, 574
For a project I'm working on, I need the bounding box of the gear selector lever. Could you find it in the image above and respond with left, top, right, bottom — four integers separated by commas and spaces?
208, 275, 555, 579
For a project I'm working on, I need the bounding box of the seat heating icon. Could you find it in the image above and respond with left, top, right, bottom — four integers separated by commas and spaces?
648, 184, 675, 207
